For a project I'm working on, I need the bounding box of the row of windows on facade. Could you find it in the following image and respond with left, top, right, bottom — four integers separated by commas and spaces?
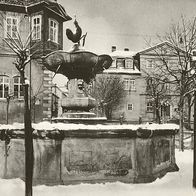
127, 102, 153, 112
111, 58, 136, 69
5, 15, 58, 43
0, 74, 153, 113
112, 58, 156, 69
145, 59, 179, 69
127, 101, 169, 114
111, 57, 178, 70
0, 75, 23, 98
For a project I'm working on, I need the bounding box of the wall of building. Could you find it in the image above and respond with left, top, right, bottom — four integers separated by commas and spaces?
0, 54, 49, 123
110, 74, 144, 123
139, 53, 180, 123
0, 2, 69, 123
100, 45, 181, 124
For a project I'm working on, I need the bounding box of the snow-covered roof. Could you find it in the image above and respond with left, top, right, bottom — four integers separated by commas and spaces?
109, 50, 137, 58
138, 41, 186, 55
103, 67, 141, 75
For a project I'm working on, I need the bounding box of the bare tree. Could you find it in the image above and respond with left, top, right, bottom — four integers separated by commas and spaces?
145, 15, 196, 151
144, 73, 169, 124
91, 75, 125, 120
0, 15, 40, 196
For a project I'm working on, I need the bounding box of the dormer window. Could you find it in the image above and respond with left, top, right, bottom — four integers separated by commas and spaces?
5, 16, 18, 39
32, 15, 42, 40
116, 58, 125, 68
125, 59, 134, 69
49, 19, 58, 43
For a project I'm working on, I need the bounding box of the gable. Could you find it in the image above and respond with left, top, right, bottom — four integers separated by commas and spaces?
138, 42, 185, 57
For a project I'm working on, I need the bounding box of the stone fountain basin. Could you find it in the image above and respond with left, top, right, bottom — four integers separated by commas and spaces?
42, 50, 112, 83
0, 123, 179, 185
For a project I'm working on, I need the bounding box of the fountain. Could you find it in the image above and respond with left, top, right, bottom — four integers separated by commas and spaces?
42, 19, 112, 123
0, 20, 179, 185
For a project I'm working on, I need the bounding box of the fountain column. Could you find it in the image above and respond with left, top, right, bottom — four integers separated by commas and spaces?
61, 78, 96, 118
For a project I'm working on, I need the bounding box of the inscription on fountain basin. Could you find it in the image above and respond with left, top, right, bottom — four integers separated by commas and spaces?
61, 138, 134, 183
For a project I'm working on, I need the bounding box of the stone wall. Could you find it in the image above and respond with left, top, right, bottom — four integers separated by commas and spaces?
0, 131, 178, 185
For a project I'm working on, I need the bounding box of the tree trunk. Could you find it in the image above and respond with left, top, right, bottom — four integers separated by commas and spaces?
187, 95, 192, 130
156, 107, 161, 124
6, 98, 9, 124
155, 96, 161, 124
21, 71, 34, 196
105, 106, 112, 120
179, 105, 184, 151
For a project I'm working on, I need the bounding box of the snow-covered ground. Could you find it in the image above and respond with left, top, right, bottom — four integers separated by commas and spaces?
0, 150, 195, 196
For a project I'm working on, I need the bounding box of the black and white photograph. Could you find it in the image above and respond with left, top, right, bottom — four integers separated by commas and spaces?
0, 0, 195, 196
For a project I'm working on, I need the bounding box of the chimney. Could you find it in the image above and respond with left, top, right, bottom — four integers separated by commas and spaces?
124, 48, 129, 51
111, 46, 116, 52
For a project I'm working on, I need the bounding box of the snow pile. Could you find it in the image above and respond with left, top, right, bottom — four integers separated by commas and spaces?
0, 150, 195, 196
0, 122, 179, 131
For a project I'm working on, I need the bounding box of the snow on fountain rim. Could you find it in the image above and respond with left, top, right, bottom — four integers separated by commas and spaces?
0, 122, 179, 131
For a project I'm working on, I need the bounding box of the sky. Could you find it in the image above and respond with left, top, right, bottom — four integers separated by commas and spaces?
58, 0, 196, 54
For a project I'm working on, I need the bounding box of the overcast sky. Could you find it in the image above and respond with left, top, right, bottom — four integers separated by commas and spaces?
57, 0, 196, 54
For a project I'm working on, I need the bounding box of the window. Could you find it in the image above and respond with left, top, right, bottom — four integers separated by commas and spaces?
147, 100, 153, 112
146, 59, 154, 69
13, 76, 23, 98
124, 79, 136, 91
0, 75, 9, 98
32, 15, 42, 40
130, 79, 136, 91
5, 16, 18, 39
125, 59, 134, 69
146, 77, 153, 91
124, 78, 129, 90
49, 19, 58, 43
116, 58, 125, 68
127, 103, 133, 111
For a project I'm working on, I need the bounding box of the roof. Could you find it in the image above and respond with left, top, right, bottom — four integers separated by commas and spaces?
0, 0, 52, 6
103, 67, 141, 75
109, 50, 137, 58
0, 0, 72, 21
138, 41, 186, 55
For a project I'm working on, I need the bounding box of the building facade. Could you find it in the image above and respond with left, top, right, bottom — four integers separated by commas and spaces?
0, 0, 71, 123
136, 42, 180, 123
100, 42, 180, 123
100, 49, 142, 123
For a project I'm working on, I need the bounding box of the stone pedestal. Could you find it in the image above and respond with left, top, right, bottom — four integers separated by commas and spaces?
61, 78, 96, 119
62, 97, 96, 112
